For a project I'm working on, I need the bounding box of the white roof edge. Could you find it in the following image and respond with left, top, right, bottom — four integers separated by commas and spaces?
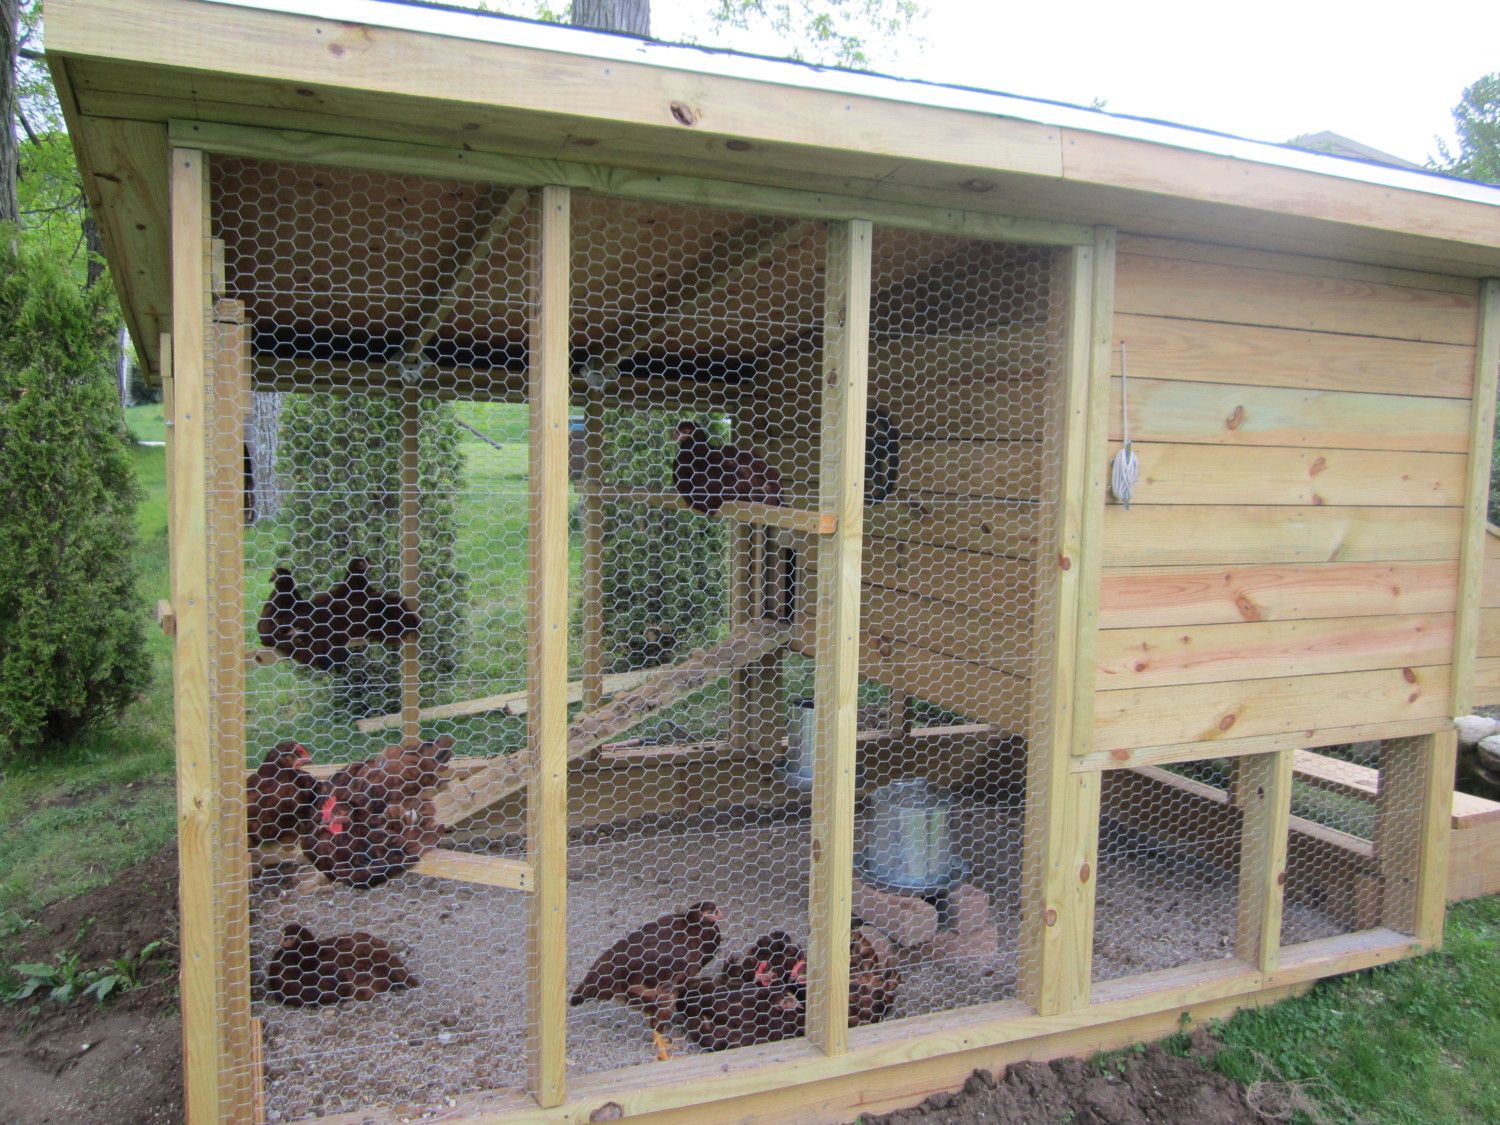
201, 0, 1500, 210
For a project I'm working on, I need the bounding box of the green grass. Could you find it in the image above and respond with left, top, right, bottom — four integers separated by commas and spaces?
124, 402, 166, 443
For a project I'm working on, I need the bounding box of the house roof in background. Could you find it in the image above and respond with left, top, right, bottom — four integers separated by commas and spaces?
1289, 131, 1427, 172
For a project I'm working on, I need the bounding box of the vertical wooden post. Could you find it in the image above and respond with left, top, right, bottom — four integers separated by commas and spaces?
1378, 732, 1457, 945
160, 332, 175, 549
528, 185, 571, 1108
1452, 278, 1500, 715
1233, 749, 1293, 973
400, 386, 423, 742
581, 396, 606, 711
170, 146, 253, 1125
1019, 228, 1114, 1015
807, 218, 871, 1058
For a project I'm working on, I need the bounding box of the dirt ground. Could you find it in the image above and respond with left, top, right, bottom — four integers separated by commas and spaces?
1, 842, 1295, 1125
0, 848, 182, 1125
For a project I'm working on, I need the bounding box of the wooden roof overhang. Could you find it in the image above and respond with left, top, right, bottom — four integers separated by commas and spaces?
46, 0, 1500, 383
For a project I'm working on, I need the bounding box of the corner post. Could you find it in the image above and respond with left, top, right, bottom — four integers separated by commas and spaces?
1019, 227, 1114, 1014
807, 218, 872, 1057
1379, 732, 1458, 945
1233, 749, 1293, 972
528, 185, 571, 1107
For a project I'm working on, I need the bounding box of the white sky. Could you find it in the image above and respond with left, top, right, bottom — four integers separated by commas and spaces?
643, 0, 1500, 167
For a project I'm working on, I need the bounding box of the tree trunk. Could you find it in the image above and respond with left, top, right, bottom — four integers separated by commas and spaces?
1, 0, 20, 226
245, 390, 286, 522
82, 211, 106, 288
570, 0, 650, 36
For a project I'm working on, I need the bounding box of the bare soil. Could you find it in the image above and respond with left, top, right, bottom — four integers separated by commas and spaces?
0, 848, 183, 1125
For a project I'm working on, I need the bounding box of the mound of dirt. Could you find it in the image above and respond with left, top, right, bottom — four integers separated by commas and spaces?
0, 847, 182, 1124
867, 1033, 1268, 1125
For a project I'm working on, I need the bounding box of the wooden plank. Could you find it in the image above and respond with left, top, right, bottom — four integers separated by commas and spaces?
168, 146, 240, 1125
899, 439, 1044, 499
1095, 614, 1454, 691
1451, 279, 1500, 714
1475, 655, 1500, 704
865, 537, 1036, 605
1114, 251, 1480, 345
1479, 607, 1500, 658
1111, 313, 1474, 399
1072, 715, 1452, 773
618, 489, 833, 535
413, 850, 535, 892
1100, 506, 1462, 567
1288, 750, 1500, 827
527, 184, 571, 1110
399, 389, 423, 742
355, 668, 655, 733
1483, 527, 1500, 607
1379, 733, 1458, 944
1099, 561, 1459, 629
807, 218, 871, 1058
1021, 239, 1106, 1013
864, 497, 1041, 558
1093, 665, 1452, 754
1107, 377, 1470, 453
871, 366, 1050, 441
1107, 443, 1466, 507
1234, 751, 1294, 972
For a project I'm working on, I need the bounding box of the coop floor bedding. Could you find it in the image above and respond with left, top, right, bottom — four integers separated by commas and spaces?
250, 806, 1347, 1121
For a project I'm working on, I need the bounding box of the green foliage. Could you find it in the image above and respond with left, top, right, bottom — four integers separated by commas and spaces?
1435, 73, 1500, 185
0, 240, 150, 757
706, 0, 927, 68
273, 391, 468, 715
4, 940, 163, 1005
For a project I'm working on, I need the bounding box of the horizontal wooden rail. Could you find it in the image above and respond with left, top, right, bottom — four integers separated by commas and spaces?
618, 489, 835, 534
1294, 748, 1500, 827
412, 850, 534, 892
354, 667, 659, 733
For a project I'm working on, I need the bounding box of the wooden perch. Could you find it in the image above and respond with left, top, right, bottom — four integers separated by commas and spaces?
618, 489, 834, 535
354, 667, 658, 733
412, 850, 534, 892
435, 621, 790, 826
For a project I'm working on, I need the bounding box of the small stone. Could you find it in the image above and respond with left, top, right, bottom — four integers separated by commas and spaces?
1455, 715, 1500, 746
1477, 735, 1500, 772
852, 876, 939, 948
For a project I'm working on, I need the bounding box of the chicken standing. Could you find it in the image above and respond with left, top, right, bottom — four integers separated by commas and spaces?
246, 740, 318, 847
570, 901, 724, 1059
256, 569, 315, 657
672, 422, 782, 514
264, 923, 418, 1006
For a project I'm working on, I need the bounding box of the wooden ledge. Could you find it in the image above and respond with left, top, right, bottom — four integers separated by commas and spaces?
617, 489, 834, 534
412, 850, 534, 893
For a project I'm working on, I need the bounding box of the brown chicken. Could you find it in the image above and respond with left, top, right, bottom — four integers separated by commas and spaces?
264, 923, 417, 1006
848, 927, 901, 1027
246, 740, 318, 847
302, 791, 431, 888
323, 734, 455, 811
256, 569, 315, 657
320, 558, 421, 647
672, 422, 782, 514
681, 930, 808, 1051
571, 902, 724, 1058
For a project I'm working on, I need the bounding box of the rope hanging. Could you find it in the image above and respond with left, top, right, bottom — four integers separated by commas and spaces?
1110, 342, 1140, 508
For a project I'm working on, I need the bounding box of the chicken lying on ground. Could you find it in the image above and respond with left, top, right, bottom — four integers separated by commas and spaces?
672, 421, 783, 514
246, 740, 318, 848
254, 559, 421, 671
848, 925, 901, 1028
264, 923, 417, 1006
570, 901, 724, 1060
681, 930, 807, 1051
301, 736, 453, 887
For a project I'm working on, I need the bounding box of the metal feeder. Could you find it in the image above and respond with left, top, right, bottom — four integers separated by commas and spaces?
855, 778, 970, 897
778, 697, 866, 792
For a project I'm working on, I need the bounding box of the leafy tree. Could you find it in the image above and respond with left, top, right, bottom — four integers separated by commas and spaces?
1434, 73, 1500, 185
0, 239, 149, 756
705, 0, 926, 68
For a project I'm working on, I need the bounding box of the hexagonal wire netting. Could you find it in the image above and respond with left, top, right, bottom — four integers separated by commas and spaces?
209, 157, 1377, 1119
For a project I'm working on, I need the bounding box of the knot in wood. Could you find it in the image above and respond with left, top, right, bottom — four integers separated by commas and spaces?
1043, 908, 1058, 927
669, 101, 701, 127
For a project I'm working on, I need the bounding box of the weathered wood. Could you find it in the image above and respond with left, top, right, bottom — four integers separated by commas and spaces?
1099, 561, 1459, 629
1234, 751, 1293, 972
413, 850, 535, 893
1095, 614, 1454, 691
1107, 376, 1469, 453
1451, 279, 1500, 714
527, 184, 571, 1110
1108, 443, 1466, 507
807, 219, 870, 1058
1110, 312, 1474, 398
1093, 665, 1452, 753
1114, 252, 1480, 345
1378, 733, 1457, 944
1100, 506, 1462, 567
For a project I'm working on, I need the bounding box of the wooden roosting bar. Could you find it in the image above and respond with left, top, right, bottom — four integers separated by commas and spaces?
48, 0, 1500, 1122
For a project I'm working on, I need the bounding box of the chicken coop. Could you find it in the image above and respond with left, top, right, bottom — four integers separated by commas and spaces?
47, 0, 1500, 1122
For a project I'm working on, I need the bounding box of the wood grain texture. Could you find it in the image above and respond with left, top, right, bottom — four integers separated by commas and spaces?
865, 497, 1042, 557
865, 537, 1036, 604
1109, 443, 1466, 507
1234, 751, 1293, 973
1115, 253, 1479, 344
1095, 614, 1454, 690
1450, 279, 1500, 713
1099, 561, 1459, 628
1092, 665, 1452, 753
1108, 377, 1469, 453
1111, 313, 1474, 399
807, 219, 871, 1057
1100, 506, 1462, 567
1379, 733, 1458, 944
527, 184, 570, 1109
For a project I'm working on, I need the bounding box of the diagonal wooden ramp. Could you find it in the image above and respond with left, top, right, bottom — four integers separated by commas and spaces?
435, 621, 789, 826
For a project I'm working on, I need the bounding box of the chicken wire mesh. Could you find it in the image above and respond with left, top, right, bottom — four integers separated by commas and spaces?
202, 155, 1096, 1117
